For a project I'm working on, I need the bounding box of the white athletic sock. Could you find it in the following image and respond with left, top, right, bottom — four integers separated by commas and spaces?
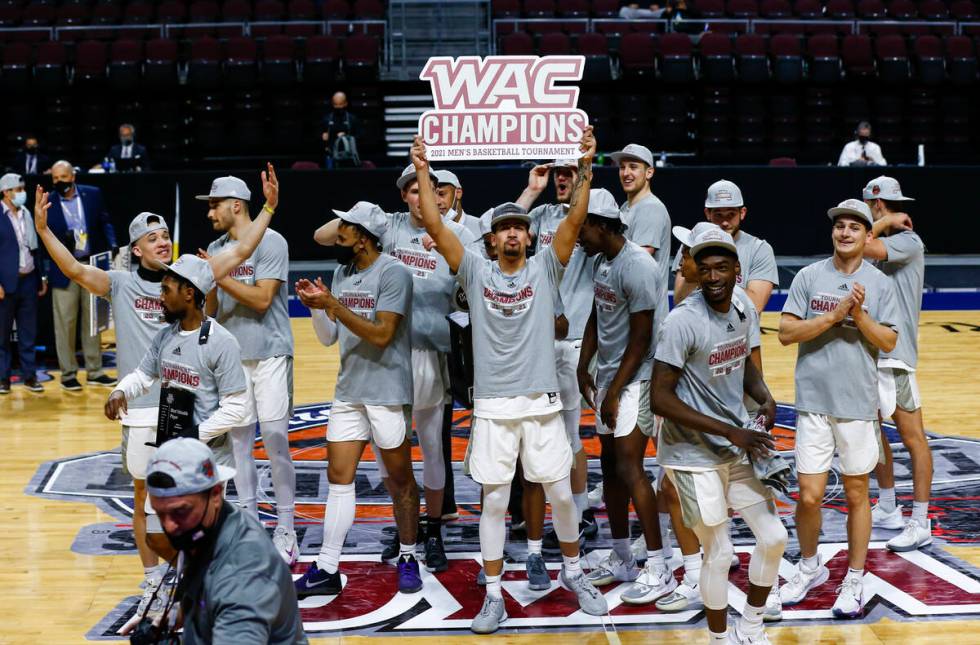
878, 487, 896, 513
659, 512, 674, 560
400, 542, 416, 558
709, 630, 728, 643
683, 553, 702, 586
316, 482, 356, 574
646, 551, 666, 571
485, 574, 503, 600
912, 500, 929, 525
801, 555, 820, 572
527, 538, 543, 555
563, 553, 582, 578
741, 601, 765, 631
261, 417, 296, 533
613, 538, 632, 562
845, 568, 864, 583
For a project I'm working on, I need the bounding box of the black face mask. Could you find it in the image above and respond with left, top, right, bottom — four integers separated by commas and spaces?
121, 137, 134, 146
164, 498, 216, 552
858, 135, 870, 144
335, 243, 357, 266
53, 181, 73, 196
25, 145, 37, 154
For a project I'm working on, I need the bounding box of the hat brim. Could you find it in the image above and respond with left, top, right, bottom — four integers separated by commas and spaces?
395, 172, 418, 190
705, 200, 744, 208
490, 214, 532, 230
194, 194, 212, 201
690, 240, 737, 258
864, 192, 914, 202
587, 208, 623, 221
216, 464, 236, 483
672, 226, 693, 248
827, 207, 873, 227
609, 151, 652, 166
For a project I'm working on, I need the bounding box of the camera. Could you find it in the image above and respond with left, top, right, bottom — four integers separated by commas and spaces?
129, 618, 177, 645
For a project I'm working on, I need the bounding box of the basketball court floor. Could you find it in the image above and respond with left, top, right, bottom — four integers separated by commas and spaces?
3, 309, 980, 644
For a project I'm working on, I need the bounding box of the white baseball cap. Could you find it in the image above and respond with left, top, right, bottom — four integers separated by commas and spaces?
552, 159, 578, 169
609, 143, 654, 167
195, 176, 251, 201
332, 201, 388, 239
828, 199, 874, 228
705, 179, 744, 208
152, 254, 216, 295
672, 221, 723, 249
434, 169, 461, 188
146, 438, 236, 498
128, 212, 169, 245
489, 202, 531, 229
587, 188, 622, 221
690, 225, 737, 259
479, 208, 493, 236
0, 173, 24, 192
862, 176, 914, 202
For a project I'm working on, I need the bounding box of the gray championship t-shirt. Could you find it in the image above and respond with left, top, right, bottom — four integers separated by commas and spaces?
331, 254, 414, 406
878, 230, 925, 367
620, 194, 671, 342
655, 289, 760, 467
207, 229, 294, 361
782, 258, 899, 420
593, 241, 662, 388
107, 270, 168, 410
672, 229, 779, 292
530, 202, 595, 340
383, 212, 475, 352
456, 246, 564, 399
138, 319, 248, 426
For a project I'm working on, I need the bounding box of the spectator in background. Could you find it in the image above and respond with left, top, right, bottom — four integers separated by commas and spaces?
10, 135, 51, 176
321, 92, 362, 169
619, 3, 665, 19
45, 160, 117, 391
106, 123, 150, 172
0, 173, 46, 395
663, 0, 703, 34
838, 121, 887, 167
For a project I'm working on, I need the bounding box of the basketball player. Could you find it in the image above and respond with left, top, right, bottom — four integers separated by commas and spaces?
673, 180, 778, 314
293, 202, 423, 596
434, 169, 482, 240
33, 165, 278, 623
778, 199, 899, 618
518, 159, 598, 555
576, 188, 676, 605
104, 254, 251, 635
652, 225, 786, 644
861, 177, 931, 552
411, 130, 608, 633
201, 175, 298, 566
313, 165, 476, 573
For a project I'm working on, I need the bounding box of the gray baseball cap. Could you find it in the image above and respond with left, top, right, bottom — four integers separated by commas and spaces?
152, 254, 216, 295
0, 173, 24, 192
862, 176, 914, 202
609, 143, 654, 167
673, 221, 723, 249
828, 198, 874, 227
587, 188, 622, 221
705, 179, 744, 208
489, 202, 531, 229
332, 201, 388, 239
552, 159, 578, 169
128, 212, 169, 245
396, 164, 420, 190
434, 169, 461, 188
195, 176, 251, 201
690, 225, 737, 259
146, 438, 236, 498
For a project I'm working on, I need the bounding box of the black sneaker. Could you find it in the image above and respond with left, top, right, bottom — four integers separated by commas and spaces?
88, 374, 118, 387
61, 377, 82, 391
0, 379, 9, 395
424, 536, 449, 573
294, 562, 342, 597
580, 509, 599, 540
23, 378, 44, 393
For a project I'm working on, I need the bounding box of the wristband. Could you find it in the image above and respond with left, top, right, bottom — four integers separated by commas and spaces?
263, 204, 275, 215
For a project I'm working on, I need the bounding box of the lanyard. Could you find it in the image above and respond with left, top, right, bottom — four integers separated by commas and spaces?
61, 193, 86, 232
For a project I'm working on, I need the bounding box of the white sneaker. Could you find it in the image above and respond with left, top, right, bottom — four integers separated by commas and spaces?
588, 482, 605, 509
886, 518, 933, 552
763, 583, 782, 622
832, 575, 865, 618
620, 559, 678, 605
871, 503, 904, 530
118, 566, 176, 635
630, 534, 647, 563
273, 526, 299, 565
655, 580, 702, 612
586, 550, 640, 587
730, 552, 741, 571
728, 619, 772, 644
779, 556, 830, 605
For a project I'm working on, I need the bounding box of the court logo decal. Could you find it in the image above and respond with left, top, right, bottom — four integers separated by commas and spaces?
22, 403, 980, 638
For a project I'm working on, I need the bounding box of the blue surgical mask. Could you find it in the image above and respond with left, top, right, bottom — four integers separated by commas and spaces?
12, 191, 27, 208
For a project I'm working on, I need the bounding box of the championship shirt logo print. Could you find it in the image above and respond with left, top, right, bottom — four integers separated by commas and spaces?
229, 261, 256, 285
339, 289, 376, 319
133, 295, 164, 323
483, 283, 534, 317
160, 360, 201, 389
593, 280, 618, 312
707, 336, 748, 376
537, 231, 555, 248
393, 246, 437, 279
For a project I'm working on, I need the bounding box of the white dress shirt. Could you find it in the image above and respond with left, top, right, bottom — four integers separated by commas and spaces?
838, 139, 887, 166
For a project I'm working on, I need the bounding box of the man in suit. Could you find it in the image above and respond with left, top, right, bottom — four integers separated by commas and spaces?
10, 135, 51, 176
0, 173, 47, 394
106, 123, 150, 172
45, 160, 118, 390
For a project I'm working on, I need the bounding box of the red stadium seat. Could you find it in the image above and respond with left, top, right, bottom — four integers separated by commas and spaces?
156, 1, 186, 24
875, 34, 909, 82
759, 0, 792, 18
187, 35, 222, 88
887, 0, 916, 19
34, 41, 67, 91
321, 0, 351, 19
56, 3, 89, 26
700, 32, 736, 82
913, 34, 944, 84
659, 32, 695, 82
577, 31, 611, 80
592, 0, 619, 17
950, 0, 979, 20
500, 31, 534, 54
697, 0, 726, 18
261, 33, 296, 85
856, 0, 886, 19
304, 34, 340, 84
1, 41, 31, 89
492, 0, 521, 18
351, 0, 385, 19
841, 33, 874, 78
736, 33, 769, 81
145, 37, 178, 86
726, 0, 759, 17
557, 0, 589, 17
524, 0, 556, 17
946, 35, 977, 83
538, 31, 571, 55
109, 38, 142, 89
343, 33, 378, 80
807, 33, 841, 82
770, 33, 803, 82
21, 3, 55, 26
919, 0, 948, 19
75, 39, 107, 83
825, 0, 854, 19
224, 35, 257, 86
618, 32, 656, 78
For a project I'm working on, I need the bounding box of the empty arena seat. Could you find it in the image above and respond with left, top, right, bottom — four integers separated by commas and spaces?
34, 41, 67, 92
918, 0, 948, 19
696, 0, 726, 18
144, 37, 178, 86
618, 32, 656, 78
155, 1, 186, 24
189, 0, 220, 22
736, 33, 769, 82
950, 0, 979, 20
592, 0, 619, 17
794, 0, 823, 18
0, 4, 21, 28
524, 0, 556, 17
856, 0, 886, 19
557, 0, 589, 17
912, 33, 944, 83
304, 34, 340, 84
492, 0, 521, 18
842, 33, 875, 78
807, 33, 841, 83
538, 31, 571, 55
759, 0, 792, 18
887, 0, 917, 19
322, 0, 351, 19
875, 34, 909, 82
1, 41, 31, 89
108, 38, 142, 90
351, 0, 385, 19
500, 31, 534, 54
343, 33, 378, 80
261, 33, 296, 85
660, 32, 695, 82
56, 3, 90, 26
700, 32, 736, 82
187, 36, 222, 88
253, 0, 285, 35
21, 3, 55, 26
288, 0, 317, 19
825, 0, 854, 18
577, 31, 611, 80
75, 39, 108, 83
123, 1, 153, 24
946, 35, 977, 83
224, 35, 257, 86
726, 0, 759, 17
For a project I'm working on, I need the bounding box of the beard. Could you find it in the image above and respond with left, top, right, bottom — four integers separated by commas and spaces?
502, 246, 522, 258
163, 308, 182, 324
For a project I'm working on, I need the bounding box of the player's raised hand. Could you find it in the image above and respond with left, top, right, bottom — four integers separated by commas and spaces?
104, 390, 128, 421
261, 162, 279, 211
579, 125, 596, 164
410, 135, 428, 172
33, 185, 51, 232
527, 163, 552, 193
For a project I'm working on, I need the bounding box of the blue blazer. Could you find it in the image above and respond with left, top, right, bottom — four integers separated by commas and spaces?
0, 205, 44, 294
44, 184, 117, 289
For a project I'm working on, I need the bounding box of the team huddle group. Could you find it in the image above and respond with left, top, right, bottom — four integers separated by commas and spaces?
27, 124, 930, 643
